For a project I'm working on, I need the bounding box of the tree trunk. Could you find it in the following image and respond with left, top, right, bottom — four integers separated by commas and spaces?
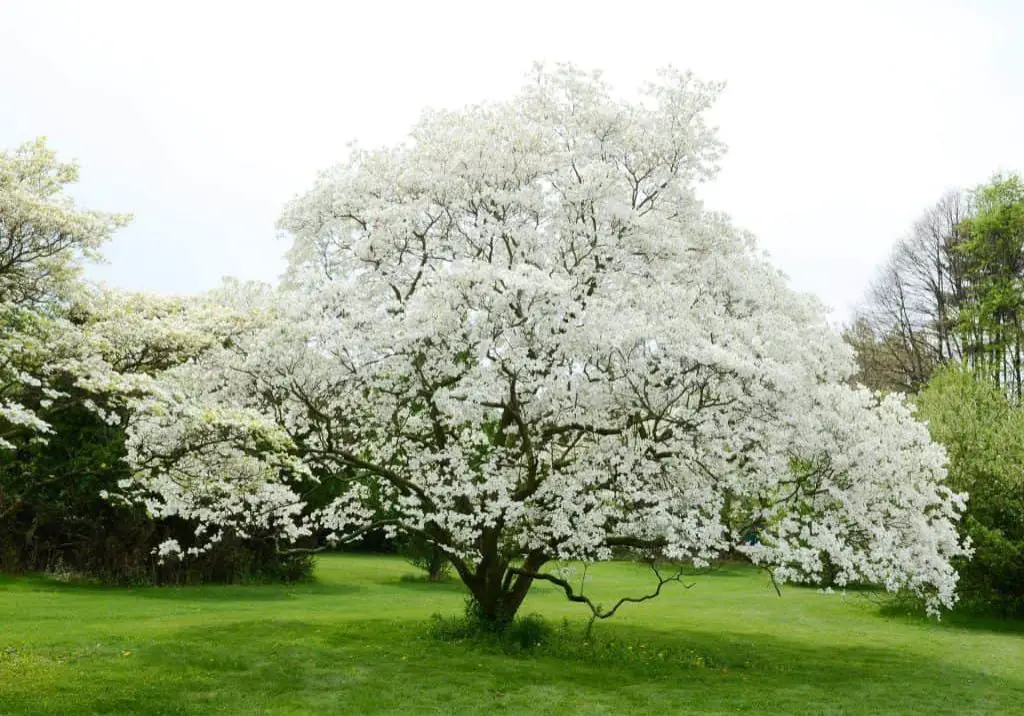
452, 547, 546, 627
468, 573, 535, 625
426, 546, 447, 582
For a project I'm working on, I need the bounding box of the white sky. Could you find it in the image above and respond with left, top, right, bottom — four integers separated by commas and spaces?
2, 0, 1022, 321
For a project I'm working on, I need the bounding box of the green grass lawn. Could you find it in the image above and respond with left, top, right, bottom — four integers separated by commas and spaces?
1, 554, 1022, 715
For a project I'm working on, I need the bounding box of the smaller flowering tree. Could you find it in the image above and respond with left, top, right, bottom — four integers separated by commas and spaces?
124, 65, 968, 624
0, 138, 240, 459
0, 138, 130, 482
0, 138, 273, 572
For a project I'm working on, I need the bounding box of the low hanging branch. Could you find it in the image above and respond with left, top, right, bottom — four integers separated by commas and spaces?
509, 561, 695, 635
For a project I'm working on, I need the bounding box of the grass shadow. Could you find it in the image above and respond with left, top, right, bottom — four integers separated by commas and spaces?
0, 573, 362, 602
392, 573, 467, 593
877, 599, 1024, 636
22, 616, 1020, 715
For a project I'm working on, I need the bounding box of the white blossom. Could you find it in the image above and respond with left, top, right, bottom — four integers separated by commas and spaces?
123, 64, 968, 617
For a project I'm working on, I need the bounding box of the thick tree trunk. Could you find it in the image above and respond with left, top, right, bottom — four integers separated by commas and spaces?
451, 545, 546, 627
467, 574, 534, 624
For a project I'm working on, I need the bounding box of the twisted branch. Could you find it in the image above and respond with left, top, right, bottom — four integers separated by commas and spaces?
509, 561, 694, 635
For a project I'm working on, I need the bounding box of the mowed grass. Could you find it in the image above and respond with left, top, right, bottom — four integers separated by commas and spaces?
1, 555, 1022, 715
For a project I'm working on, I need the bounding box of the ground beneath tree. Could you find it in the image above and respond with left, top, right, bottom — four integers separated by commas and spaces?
1, 554, 1021, 714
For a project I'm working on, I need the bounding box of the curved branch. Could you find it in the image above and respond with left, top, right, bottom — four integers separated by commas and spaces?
508, 561, 693, 624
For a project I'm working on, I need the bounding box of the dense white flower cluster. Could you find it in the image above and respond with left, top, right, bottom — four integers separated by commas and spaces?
122, 65, 968, 617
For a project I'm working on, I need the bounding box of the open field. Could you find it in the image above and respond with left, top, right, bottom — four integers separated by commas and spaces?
1, 554, 1022, 715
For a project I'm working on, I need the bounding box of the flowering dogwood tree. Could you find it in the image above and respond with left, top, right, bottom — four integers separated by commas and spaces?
0, 138, 242, 533
125, 65, 968, 622
0, 138, 130, 453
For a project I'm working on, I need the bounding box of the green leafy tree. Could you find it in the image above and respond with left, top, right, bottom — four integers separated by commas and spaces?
917, 367, 1024, 615
955, 174, 1024, 398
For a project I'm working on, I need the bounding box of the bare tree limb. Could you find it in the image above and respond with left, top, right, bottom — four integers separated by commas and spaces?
509, 561, 694, 635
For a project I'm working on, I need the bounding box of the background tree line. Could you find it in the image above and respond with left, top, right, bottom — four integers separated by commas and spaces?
847, 173, 1024, 616
847, 174, 1024, 396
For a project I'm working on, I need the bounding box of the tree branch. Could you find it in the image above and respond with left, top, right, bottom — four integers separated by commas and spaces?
508, 561, 693, 628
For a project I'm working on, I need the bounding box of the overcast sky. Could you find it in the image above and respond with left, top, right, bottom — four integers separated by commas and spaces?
2, 0, 1022, 321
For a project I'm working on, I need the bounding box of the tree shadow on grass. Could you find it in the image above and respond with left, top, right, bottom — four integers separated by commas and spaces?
128, 581, 365, 602
18, 617, 1021, 716
780, 583, 1024, 636
680, 562, 755, 578
391, 573, 467, 593
0, 573, 363, 602
876, 600, 1024, 636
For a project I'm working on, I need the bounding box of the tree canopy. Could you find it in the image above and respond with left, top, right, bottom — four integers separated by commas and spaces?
120, 65, 967, 622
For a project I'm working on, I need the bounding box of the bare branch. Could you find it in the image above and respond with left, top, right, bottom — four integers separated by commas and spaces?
509, 561, 694, 627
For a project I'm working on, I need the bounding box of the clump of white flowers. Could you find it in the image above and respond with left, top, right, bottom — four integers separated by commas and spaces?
123, 64, 968, 621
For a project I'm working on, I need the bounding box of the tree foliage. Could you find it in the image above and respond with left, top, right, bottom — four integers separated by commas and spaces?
849, 175, 1024, 615
122, 65, 967, 622
0, 138, 130, 306
917, 368, 1024, 615
956, 174, 1024, 398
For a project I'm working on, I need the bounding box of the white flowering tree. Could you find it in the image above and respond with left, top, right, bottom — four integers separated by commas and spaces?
125, 65, 968, 623
0, 139, 232, 458
0, 138, 130, 458
0, 139, 243, 560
